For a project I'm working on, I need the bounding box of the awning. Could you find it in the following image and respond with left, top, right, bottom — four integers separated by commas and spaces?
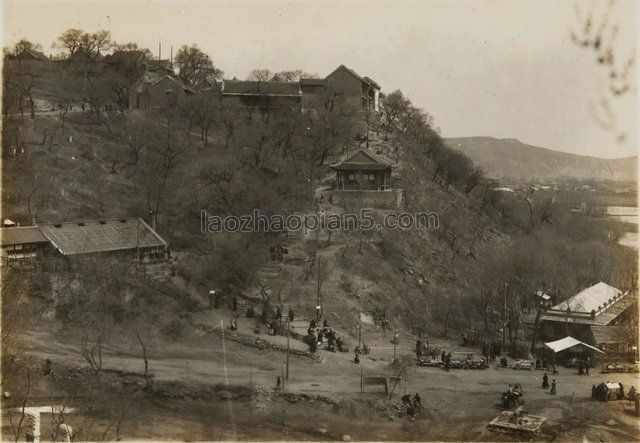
544, 336, 605, 354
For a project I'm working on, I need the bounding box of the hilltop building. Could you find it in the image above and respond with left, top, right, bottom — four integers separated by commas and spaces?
325, 65, 380, 112
14, 48, 50, 62
329, 149, 402, 208
211, 64, 380, 114
220, 80, 302, 111
135, 75, 195, 108
533, 282, 638, 358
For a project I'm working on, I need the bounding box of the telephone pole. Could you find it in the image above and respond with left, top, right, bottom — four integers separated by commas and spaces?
502, 282, 508, 348
316, 256, 321, 323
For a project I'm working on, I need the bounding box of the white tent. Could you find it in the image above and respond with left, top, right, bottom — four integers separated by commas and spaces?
544, 336, 605, 354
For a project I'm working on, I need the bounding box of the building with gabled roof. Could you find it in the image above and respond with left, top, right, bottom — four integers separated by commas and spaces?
15, 48, 50, 62
220, 80, 302, 110
0, 218, 168, 269
329, 149, 402, 208
534, 282, 638, 357
137, 75, 195, 108
38, 218, 167, 257
325, 64, 380, 112
330, 149, 393, 191
215, 64, 381, 114
0, 226, 50, 265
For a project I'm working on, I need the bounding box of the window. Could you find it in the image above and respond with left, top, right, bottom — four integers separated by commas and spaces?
348, 174, 356, 181
367, 174, 375, 181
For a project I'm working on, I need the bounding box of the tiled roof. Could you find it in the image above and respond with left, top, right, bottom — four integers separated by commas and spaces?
17, 49, 49, 61
105, 50, 146, 64
331, 149, 393, 171
151, 75, 195, 93
38, 218, 167, 256
0, 227, 48, 246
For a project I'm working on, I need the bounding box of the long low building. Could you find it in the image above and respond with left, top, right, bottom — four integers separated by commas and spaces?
0, 218, 168, 268
533, 282, 638, 357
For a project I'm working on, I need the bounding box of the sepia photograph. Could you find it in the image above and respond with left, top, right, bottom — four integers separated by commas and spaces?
1, 0, 638, 441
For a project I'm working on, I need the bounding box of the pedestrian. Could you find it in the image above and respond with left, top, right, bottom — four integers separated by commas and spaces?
413, 392, 422, 409
441, 350, 446, 362
550, 379, 557, 395
354, 353, 360, 364
552, 363, 558, 375
542, 373, 549, 389
585, 358, 590, 376
276, 376, 281, 390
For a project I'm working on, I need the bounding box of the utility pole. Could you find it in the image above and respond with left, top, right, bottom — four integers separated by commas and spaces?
358, 320, 362, 348
502, 282, 508, 348
393, 328, 398, 360
286, 317, 290, 380
316, 256, 321, 323
136, 219, 140, 270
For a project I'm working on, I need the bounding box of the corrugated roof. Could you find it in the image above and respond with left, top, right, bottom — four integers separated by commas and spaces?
222, 80, 301, 96
553, 282, 622, 312
0, 227, 48, 246
591, 325, 632, 344
539, 291, 636, 326
38, 218, 167, 256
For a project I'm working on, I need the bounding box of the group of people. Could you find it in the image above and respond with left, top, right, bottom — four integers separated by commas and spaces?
307, 319, 348, 354
541, 373, 557, 395
401, 393, 423, 417
577, 357, 591, 375
441, 351, 453, 371
591, 382, 630, 401
353, 343, 371, 364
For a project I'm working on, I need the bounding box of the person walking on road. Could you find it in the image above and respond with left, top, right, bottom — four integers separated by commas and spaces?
550, 379, 557, 395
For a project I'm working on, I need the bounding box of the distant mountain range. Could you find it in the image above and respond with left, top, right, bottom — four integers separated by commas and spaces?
447, 137, 637, 182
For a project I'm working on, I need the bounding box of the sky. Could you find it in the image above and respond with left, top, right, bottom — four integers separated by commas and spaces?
2, 0, 638, 159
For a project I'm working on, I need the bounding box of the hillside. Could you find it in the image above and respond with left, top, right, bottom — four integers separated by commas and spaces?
447, 136, 637, 182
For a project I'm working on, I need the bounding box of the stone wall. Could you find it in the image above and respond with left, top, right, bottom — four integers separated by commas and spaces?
331, 189, 403, 209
